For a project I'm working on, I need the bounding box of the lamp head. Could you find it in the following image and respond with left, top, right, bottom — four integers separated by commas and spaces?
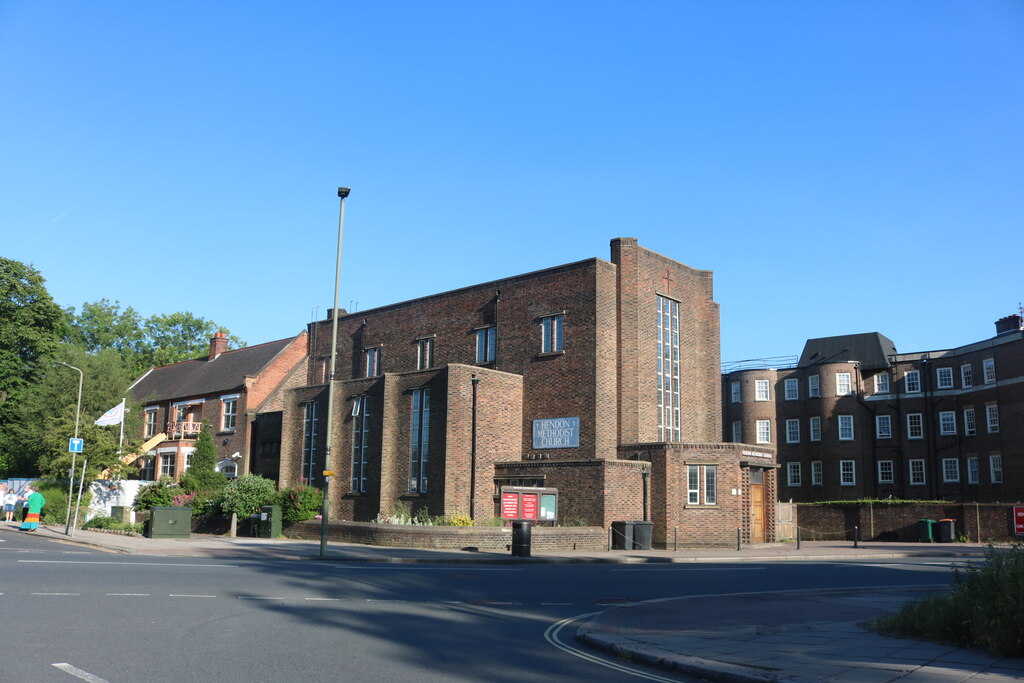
338, 187, 351, 199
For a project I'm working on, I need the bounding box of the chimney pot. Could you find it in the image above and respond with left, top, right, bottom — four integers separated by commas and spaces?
995, 314, 1023, 335
210, 332, 229, 360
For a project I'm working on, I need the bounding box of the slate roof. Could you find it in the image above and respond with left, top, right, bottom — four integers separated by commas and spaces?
798, 332, 897, 371
130, 338, 296, 404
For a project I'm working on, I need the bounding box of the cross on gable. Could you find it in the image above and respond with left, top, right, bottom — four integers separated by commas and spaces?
661, 268, 674, 293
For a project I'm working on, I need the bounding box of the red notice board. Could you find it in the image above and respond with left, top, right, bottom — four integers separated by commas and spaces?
500, 486, 557, 522
1014, 506, 1024, 536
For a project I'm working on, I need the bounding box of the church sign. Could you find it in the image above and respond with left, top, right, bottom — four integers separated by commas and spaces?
532, 417, 579, 449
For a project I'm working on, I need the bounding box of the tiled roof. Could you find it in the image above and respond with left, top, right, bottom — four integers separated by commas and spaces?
798, 332, 897, 371
130, 338, 296, 404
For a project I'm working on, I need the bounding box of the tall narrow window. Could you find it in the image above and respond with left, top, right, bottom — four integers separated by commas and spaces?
730, 381, 741, 403
416, 338, 434, 371
939, 411, 956, 436
784, 378, 799, 400
409, 388, 430, 493
838, 415, 854, 441
144, 408, 158, 439
656, 296, 681, 441
475, 327, 496, 363
942, 458, 959, 483
810, 416, 822, 442
786, 419, 800, 444
840, 460, 856, 486
221, 395, 238, 431
905, 370, 921, 393
936, 367, 953, 389
808, 375, 820, 398
878, 460, 894, 484
755, 380, 770, 401
351, 396, 370, 493
731, 421, 742, 443
986, 404, 999, 433
687, 465, 699, 505
787, 462, 802, 486
704, 466, 717, 505
875, 414, 892, 439
983, 358, 995, 384
967, 456, 979, 484
961, 364, 973, 388
365, 347, 381, 377
811, 461, 823, 485
541, 314, 564, 353
907, 413, 924, 439
909, 459, 926, 485
301, 402, 318, 485
964, 408, 977, 436
756, 420, 771, 444
989, 454, 1002, 484
836, 372, 852, 396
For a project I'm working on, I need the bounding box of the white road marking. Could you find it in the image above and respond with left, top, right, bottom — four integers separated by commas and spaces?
168, 594, 216, 598
612, 566, 762, 572
33, 592, 79, 596
545, 613, 682, 681
333, 566, 520, 571
237, 596, 283, 600
52, 663, 109, 683
541, 602, 575, 605
304, 597, 341, 601
106, 593, 150, 596
19, 560, 238, 567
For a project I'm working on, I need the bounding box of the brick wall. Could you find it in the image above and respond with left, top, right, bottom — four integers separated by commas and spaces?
797, 502, 1023, 542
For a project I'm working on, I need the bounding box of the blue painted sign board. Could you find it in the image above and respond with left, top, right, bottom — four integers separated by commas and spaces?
69, 438, 84, 453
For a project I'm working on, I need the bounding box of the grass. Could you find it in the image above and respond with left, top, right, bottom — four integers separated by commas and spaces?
869, 544, 1024, 657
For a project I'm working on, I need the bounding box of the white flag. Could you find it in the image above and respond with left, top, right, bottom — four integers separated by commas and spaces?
95, 399, 125, 426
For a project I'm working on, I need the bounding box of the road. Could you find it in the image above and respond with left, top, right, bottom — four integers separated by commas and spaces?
0, 529, 962, 682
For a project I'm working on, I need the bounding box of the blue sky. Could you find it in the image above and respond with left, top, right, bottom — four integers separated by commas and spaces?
3, 2, 1021, 364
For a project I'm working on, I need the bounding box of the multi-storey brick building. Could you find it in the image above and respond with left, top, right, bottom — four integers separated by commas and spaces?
278, 238, 776, 546
723, 315, 1023, 504
129, 332, 308, 481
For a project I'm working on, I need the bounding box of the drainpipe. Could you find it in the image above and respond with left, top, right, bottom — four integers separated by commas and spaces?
493, 290, 501, 369
642, 466, 650, 522
470, 375, 479, 520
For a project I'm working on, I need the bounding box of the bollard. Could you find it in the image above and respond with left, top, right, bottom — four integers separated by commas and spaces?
854, 525, 859, 549
736, 527, 742, 551
674, 526, 678, 552
797, 526, 801, 550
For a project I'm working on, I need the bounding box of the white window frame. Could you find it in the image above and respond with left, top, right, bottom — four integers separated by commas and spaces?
541, 314, 564, 353
704, 465, 717, 505
144, 407, 158, 439
786, 419, 800, 444
755, 420, 771, 444
687, 464, 717, 505
755, 379, 770, 401
220, 394, 239, 432
875, 414, 892, 439
730, 381, 741, 403
731, 420, 742, 443
784, 378, 799, 401
961, 364, 973, 388
967, 456, 980, 484
809, 416, 821, 442
905, 370, 921, 394
939, 411, 956, 436
873, 373, 890, 394
909, 459, 926, 485
808, 375, 820, 398
964, 408, 977, 436
986, 404, 999, 433
907, 413, 924, 439
811, 461, 822, 486
936, 367, 954, 389
787, 462, 802, 487
656, 296, 681, 442
160, 452, 177, 478
836, 372, 852, 396
942, 458, 960, 483
838, 415, 854, 441
990, 454, 1003, 484
983, 358, 995, 384
687, 465, 699, 505
840, 460, 855, 486
878, 460, 894, 484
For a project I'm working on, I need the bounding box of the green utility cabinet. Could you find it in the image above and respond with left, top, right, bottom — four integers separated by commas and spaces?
258, 505, 281, 538
148, 506, 192, 539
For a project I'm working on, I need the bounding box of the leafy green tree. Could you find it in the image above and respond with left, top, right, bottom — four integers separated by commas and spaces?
218, 475, 276, 518
178, 424, 227, 494
141, 312, 244, 371
64, 299, 146, 371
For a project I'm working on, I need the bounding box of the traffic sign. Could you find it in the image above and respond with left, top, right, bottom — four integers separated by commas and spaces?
69, 438, 84, 453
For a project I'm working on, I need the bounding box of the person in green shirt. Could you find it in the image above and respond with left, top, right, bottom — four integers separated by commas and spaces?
18, 486, 45, 531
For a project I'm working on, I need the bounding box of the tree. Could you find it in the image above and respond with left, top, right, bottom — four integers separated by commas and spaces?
141, 312, 244, 371
178, 423, 227, 493
65, 299, 145, 370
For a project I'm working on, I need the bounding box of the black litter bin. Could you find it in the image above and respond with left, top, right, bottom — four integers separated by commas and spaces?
511, 521, 532, 557
611, 521, 634, 550
632, 521, 653, 550
937, 519, 956, 543
918, 519, 936, 543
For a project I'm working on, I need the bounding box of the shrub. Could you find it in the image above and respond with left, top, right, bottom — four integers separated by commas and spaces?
82, 516, 144, 534
178, 425, 228, 494
217, 475, 276, 518
133, 478, 182, 511
275, 485, 323, 523
446, 513, 473, 527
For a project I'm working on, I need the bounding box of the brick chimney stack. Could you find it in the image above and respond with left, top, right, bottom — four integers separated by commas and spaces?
995, 314, 1023, 335
210, 332, 228, 360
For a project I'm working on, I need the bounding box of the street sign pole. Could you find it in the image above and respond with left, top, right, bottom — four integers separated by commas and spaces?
320, 471, 333, 558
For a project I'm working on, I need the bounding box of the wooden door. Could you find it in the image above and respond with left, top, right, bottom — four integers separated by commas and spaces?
750, 484, 765, 543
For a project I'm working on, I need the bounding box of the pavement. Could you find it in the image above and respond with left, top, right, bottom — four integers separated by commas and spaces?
11, 522, 1024, 682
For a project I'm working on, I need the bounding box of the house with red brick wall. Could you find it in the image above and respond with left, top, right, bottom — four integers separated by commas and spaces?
278, 238, 777, 546
129, 332, 307, 482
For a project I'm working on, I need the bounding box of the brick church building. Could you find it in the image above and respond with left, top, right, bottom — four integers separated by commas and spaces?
276, 238, 776, 546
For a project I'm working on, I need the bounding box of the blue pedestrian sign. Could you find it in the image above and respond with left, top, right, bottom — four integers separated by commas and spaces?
69, 438, 84, 453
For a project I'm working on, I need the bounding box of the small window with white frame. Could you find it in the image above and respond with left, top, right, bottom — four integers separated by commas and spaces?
907, 413, 924, 439
840, 460, 855, 486
144, 407, 158, 439
986, 403, 999, 433
964, 407, 977, 436
905, 370, 921, 393
873, 373, 890, 394
784, 378, 799, 401
730, 381, 741, 403
540, 314, 564, 354
786, 419, 800, 444
961, 364, 973, 388
838, 415, 854, 441
787, 462, 802, 486
877, 460, 894, 484
811, 461, 822, 486
756, 420, 771, 444
989, 454, 1003, 484
936, 367, 954, 389
755, 379, 770, 401
983, 358, 995, 384
809, 416, 821, 442
731, 420, 742, 443
836, 372, 852, 396
221, 394, 238, 432
967, 456, 979, 484
687, 465, 699, 504
942, 458, 960, 483
808, 375, 820, 398
909, 459, 926, 485
875, 414, 892, 439
939, 411, 956, 436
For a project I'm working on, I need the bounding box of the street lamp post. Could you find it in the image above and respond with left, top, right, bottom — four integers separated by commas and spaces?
321, 187, 350, 558
56, 361, 83, 536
